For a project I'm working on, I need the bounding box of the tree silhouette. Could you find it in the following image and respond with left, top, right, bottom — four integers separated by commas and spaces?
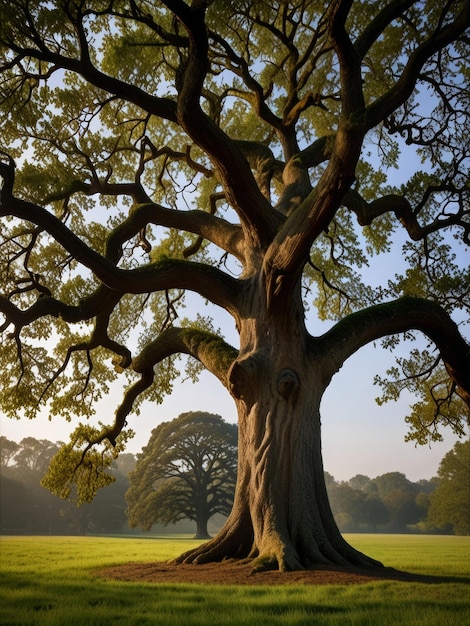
126, 412, 237, 539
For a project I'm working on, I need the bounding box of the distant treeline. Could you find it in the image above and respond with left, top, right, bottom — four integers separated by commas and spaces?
325, 471, 436, 533
1, 436, 467, 535
1, 437, 134, 535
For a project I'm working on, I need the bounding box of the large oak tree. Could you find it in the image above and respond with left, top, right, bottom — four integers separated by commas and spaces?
126, 411, 237, 539
0, 1, 469, 571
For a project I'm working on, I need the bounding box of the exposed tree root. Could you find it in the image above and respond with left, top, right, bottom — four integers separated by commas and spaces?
172, 515, 383, 574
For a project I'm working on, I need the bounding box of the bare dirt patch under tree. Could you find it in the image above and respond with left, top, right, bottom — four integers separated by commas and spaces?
97, 560, 448, 587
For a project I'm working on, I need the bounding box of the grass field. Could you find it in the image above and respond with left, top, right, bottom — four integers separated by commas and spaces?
0, 534, 469, 625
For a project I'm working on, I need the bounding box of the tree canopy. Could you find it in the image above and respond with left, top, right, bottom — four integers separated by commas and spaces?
0, 0, 469, 571
2, 434, 455, 536
126, 411, 238, 538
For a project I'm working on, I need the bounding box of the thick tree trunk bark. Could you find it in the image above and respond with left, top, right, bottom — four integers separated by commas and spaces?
175, 288, 383, 572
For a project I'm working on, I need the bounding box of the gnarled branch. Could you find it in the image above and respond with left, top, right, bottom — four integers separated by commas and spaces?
106, 326, 238, 446
2, 196, 242, 316
365, 1, 470, 129
166, 0, 281, 247
343, 188, 470, 243
319, 296, 470, 408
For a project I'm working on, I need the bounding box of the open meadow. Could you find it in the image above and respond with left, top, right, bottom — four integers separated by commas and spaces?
0, 534, 469, 625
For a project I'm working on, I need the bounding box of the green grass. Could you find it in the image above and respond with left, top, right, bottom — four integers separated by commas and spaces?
0, 534, 469, 625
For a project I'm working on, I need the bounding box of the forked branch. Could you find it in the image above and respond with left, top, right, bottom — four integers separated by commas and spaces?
343, 189, 470, 243
166, 0, 281, 247
1, 194, 241, 315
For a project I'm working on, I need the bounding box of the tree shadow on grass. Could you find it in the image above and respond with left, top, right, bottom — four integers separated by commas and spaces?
352, 566, 470, 586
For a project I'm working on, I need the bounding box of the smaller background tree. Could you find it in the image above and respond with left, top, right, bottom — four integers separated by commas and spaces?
126, 412, 237, 539
0, 436, 20, 468
426, 441, 470, 535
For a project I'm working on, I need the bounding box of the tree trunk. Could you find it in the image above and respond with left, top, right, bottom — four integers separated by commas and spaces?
175, 287, 383, 572
194, 517, 211, 540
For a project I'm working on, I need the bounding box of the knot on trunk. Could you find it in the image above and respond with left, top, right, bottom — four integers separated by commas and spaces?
228, 354, 261, 403
276, 368, 299, 400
